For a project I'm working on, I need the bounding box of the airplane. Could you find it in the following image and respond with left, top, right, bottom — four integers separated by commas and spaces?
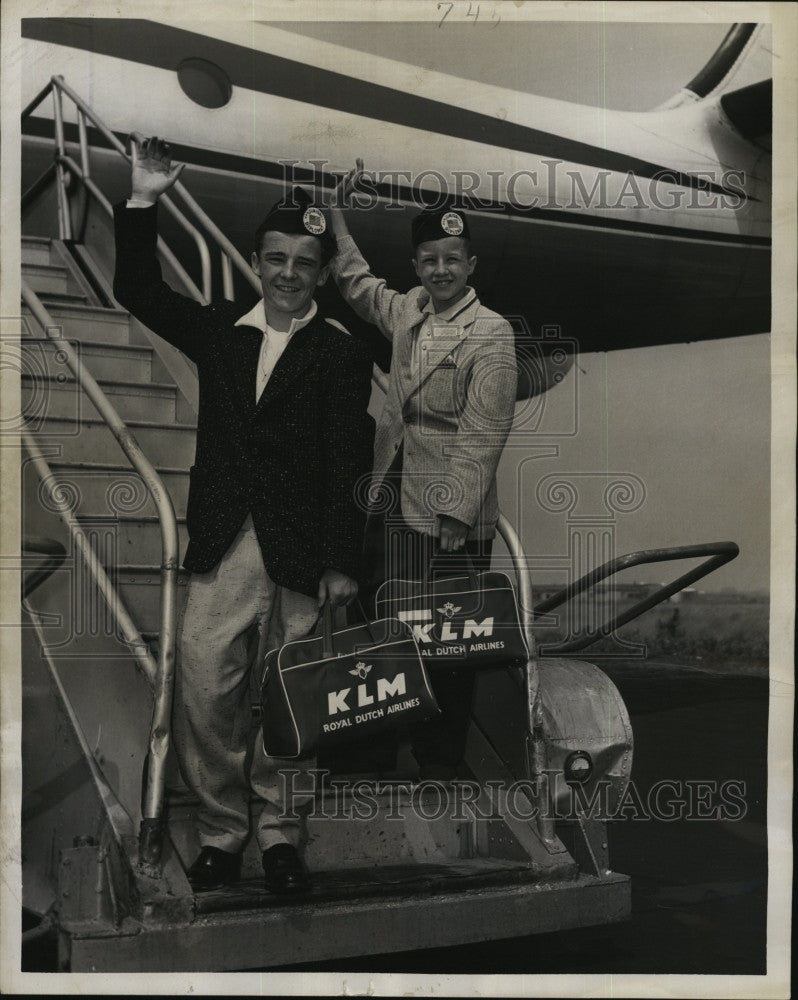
20, 18, 771, 360
12, 14, 772, 975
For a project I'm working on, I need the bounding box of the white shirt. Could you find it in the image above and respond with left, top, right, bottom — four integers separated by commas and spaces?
234, 299, 317, 401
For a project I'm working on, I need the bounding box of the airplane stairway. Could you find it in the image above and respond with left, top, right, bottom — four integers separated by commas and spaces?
21, 234, 192, 654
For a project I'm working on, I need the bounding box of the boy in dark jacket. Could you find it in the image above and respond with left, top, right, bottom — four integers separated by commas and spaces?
114, 135, 375, 894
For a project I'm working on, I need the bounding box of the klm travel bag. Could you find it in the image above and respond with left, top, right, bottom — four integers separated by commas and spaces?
260, 604, 440, 760
374, 555, 529, 669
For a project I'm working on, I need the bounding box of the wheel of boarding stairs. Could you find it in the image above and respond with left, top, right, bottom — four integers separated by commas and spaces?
537, 658, 633, 819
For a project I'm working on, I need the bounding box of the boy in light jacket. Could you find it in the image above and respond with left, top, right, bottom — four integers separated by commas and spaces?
329, 162, 517, 779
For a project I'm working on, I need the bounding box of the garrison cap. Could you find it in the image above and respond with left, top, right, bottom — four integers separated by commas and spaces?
255, 185, 336, 261
411, 202, 471, 248
260, 185, 329, 238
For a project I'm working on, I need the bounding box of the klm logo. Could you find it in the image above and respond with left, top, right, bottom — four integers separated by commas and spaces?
397, 609, 494, 644
327, 672, 407, 716
349, 661, 372, 680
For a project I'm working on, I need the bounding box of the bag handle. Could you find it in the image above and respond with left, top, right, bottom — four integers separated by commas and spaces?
423, 551, 480, 597
322, 602, 335, 659
353, 597, 380, 645
321, 598, 380, 659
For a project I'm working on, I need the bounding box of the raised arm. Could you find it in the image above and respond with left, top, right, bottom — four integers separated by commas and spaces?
328, 160, 408, 342
113, 134, 211, 363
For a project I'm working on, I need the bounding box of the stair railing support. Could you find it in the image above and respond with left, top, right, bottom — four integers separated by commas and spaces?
21, 282, 178, 867
51, 85, 72, 241
494, 515, 557, 844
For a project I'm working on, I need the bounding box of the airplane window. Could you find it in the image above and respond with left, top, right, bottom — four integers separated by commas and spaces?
177, 57, 233, 109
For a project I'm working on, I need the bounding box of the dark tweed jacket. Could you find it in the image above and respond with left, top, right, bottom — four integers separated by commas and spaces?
113, 203, 375, 597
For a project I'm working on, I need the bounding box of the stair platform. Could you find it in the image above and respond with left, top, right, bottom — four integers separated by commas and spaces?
61, 868, 630, 972
194, 858, 560, 915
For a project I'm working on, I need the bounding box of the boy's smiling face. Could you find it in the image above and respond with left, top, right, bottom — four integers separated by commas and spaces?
412, 236, 476, 313
251, 230, 328, 326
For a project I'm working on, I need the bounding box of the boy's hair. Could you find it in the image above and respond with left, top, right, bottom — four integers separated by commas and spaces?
253, 223, 337, 266
413, 236, 472, 259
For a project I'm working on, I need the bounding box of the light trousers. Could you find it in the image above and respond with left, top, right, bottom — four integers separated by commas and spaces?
173, 515, 320, 853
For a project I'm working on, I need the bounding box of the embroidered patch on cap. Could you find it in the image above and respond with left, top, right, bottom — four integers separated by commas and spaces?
441, 211, 465, 236
302, 207, 326, 235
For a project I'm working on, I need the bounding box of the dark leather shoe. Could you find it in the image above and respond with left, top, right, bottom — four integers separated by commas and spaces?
262, 844, 310, 895
187, 846, 242, 891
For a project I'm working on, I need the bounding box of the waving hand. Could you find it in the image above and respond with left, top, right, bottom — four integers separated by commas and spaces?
129, 132, 185, 204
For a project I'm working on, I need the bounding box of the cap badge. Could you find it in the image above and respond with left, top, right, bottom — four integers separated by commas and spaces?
441, 211, 464, 236
302, 206, 326, 235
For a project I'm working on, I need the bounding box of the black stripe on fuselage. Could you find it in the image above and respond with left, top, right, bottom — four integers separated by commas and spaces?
22, 116, 770, 248
22, 17, 745, 200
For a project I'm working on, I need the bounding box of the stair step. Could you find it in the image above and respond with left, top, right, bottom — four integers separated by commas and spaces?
30, 291, 92, 308
22, 302, 132, 345
78, 515, 190, 567
21, 236, 54, 267
305, 786, 472, 869
21, 373, 179, 424
23, 505, 190, 576
43, 461, 190, 517
117, 566, 189, 634
193, 859, 545, 916
168, 782, 475, 881
21, 261, 71, 297
21, 336, 153, 383
29, 416, 197, 466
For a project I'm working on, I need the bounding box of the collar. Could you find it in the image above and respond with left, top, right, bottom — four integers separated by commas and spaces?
421, 288, 477, 323
234, 298, 318, 335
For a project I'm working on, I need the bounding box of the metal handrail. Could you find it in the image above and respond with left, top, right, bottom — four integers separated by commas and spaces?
494, 515, 555, 844
56, 76, 212, 301
51, 83, 72, 241
171, 180, 260, 298
535, 541, 740, 653
23, 74, 390, 392
22, 432, 158, 686
21, 281, 179, 865
495, 510, 539, 739
57, 153, 205, 305
24, 76, 212, 302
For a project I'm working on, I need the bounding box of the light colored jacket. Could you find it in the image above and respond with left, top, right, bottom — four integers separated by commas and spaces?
332, 235, 517, 539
